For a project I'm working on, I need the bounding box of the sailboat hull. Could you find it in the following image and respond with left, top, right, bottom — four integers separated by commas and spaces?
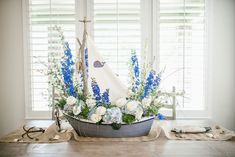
64, 113, 154, 138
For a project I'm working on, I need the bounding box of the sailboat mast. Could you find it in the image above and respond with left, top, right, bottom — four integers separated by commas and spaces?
79, 17, 90, 97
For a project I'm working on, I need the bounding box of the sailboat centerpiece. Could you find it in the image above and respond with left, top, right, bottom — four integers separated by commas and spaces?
52, 17, 165, 138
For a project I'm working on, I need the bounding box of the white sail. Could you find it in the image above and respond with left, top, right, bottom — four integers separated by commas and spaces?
86, 36, 128, 101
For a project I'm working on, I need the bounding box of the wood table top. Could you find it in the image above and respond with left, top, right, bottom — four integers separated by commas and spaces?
0, 120, 234, 157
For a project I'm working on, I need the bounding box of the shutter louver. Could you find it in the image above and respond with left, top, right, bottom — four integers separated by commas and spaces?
28, 0, 76, 111
93, 0, 142, 83
159, 0, 206, 109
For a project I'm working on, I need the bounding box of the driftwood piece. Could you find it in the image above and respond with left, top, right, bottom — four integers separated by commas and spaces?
78, 17, 91, 97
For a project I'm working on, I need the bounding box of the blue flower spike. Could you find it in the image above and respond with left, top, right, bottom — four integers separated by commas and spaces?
102, 89, 110, 107
130, 50, 140, 92
84, 48, 89, 77
91, 78, 102, 104
61, 42, 76, 97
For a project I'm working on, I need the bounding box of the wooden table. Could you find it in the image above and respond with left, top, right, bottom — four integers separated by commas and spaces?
0, 120, 234, 157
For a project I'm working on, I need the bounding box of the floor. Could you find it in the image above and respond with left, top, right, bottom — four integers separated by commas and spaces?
0, 120, 234, 157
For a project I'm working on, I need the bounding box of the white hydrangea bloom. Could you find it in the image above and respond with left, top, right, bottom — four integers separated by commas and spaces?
103, 107, 122, 124
141, 97, 152, 109
115, 97, 127, 108
66, 96, 77, 106
126, 100, 140, 112
90, 114, 102, 123
86, 98, 96, 108
96, 106, 106, 116
73, 105, 81, 116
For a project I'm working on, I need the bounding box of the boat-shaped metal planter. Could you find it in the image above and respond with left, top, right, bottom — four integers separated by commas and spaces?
64, 113, 154, 138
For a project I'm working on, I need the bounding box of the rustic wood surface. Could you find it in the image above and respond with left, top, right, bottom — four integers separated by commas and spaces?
0, 120, 234, 157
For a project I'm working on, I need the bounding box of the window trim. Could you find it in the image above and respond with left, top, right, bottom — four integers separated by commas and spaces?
23, 0, 211, 119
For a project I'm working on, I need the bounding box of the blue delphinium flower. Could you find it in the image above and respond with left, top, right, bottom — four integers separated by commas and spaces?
141, 70, 155, 99
102, 89, 110, 107
84, 48, 89, 77
141, 70, 162, 100
79, 74, 84, 91
154, 75, 161, 87
130, 51, 140, 92
91, 79, 102, 104
157, 113, 166, 120
61, 42, 76, 97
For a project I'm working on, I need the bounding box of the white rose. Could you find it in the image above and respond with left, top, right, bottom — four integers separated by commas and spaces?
115, 97, 127, 108
66, 96, 77, 106
135, 107, 144, 120
126, 100, 140, 112
141, 98, 152, 108
96, 106, 106, 116
86, 98, 96, 108
73, 105, 81, 116
90, 114, 102, 123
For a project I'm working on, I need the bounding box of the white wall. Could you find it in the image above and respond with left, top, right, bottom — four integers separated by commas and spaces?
0, 0, 25, 137
209, 0, 235, 130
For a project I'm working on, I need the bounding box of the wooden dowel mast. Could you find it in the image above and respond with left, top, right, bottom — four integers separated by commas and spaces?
78, 17, 91, 97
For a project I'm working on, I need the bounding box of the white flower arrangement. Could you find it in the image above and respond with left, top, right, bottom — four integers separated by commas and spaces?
52, 51, 167, 129
49, 27, 167, 130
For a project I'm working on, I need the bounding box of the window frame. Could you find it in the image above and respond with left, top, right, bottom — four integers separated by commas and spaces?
23, 0, 211, 119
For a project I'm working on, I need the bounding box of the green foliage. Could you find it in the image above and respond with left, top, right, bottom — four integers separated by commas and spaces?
111, 123, 122, 130
56, 98, 66, 110
96, 119, 103, 125
80, 105, 90, 119
107, 104, 116, 108
122, 113, 136, 124
77, 93, 87, 102
146, 105, 159, 116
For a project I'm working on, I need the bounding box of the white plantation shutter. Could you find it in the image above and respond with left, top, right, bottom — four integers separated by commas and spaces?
28, 0, 76, 111
25, 0, 208, 118
92, 0, 142, 83
159, 0, 206, 109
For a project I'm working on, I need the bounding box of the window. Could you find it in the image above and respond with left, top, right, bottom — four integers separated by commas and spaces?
92, 0, 142, 83
158, 0, 206, 109
25, 0, 76, 118
24, 0, 207, 118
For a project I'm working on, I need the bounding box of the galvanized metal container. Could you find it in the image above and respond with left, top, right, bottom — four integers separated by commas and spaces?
64, 113, 154, 138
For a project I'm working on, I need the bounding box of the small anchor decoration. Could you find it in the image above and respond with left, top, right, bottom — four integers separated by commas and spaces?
93, 60, 106, 68
21, 125, 45, 141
